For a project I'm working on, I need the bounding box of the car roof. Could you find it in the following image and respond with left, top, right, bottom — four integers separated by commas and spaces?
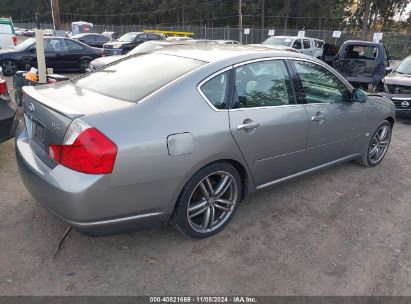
154, 44, 306, 64
267, 35, 319, 40
342, 40, 383, 46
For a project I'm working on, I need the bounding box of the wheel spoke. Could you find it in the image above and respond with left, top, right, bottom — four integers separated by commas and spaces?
205, 177, 214, 196
189, 205, 208, 218
369, 145, 378, 158
209, 206, 215, 229
214, 203, 231, 212
199, 181, 210, 200
202, 206, 211, 229
379, 126, 388, 141
188, 199, 208, 213
215, 198, 234, 206
214, 175, 231, 198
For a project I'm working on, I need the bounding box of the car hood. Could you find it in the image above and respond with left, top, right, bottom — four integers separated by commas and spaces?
23, 81, 133, 118
104, 41, 133, 48
384, 73, 411, 86
0, 48, 20, 55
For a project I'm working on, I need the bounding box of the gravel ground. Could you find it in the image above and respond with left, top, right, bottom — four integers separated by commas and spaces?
0, 74, 410, 296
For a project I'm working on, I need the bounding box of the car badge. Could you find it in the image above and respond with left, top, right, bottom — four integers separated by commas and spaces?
51, 122, 61, 131
28, 103, 35, 112
401, 101, 410, 108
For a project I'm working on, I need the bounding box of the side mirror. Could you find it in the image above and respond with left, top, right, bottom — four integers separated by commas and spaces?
385, 67, 393, 74
352, 88, 367, 103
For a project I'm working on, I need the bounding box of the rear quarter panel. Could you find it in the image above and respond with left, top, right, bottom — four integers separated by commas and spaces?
82, 66, 252, 213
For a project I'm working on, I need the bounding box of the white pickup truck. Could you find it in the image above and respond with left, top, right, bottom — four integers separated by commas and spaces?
0, 18, 17, 51
263, 35, 324, 59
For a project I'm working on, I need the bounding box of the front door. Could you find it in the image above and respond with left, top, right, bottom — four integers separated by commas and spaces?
228, 59, 309, 187
291, 59, 366, 169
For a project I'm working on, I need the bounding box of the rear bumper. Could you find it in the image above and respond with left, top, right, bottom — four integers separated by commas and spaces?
15, 129, 171, 236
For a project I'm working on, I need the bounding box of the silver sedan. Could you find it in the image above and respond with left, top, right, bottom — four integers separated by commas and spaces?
16, 45, 395, 238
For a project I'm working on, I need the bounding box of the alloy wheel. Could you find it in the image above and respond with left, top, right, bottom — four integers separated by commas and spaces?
187, 171, 238, 233
1, 60, 17, 76
368, 124, 391, 165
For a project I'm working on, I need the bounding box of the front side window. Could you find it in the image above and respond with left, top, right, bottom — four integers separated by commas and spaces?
233, 60, 294, 108
344, 45, 378, 60
200, 71, 229, 109
293, 60, 351, 104
74, 53, 205, 102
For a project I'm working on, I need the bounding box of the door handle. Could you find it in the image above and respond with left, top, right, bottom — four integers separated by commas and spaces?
237, 121, 260, 131
311, 112, 326, 122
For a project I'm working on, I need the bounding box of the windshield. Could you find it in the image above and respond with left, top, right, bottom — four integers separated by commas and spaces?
16, 38, 35, 50
118, 33, 137, 42
395, 57, 411, 75
263, 37, 293, 47
73, 53, 205, 102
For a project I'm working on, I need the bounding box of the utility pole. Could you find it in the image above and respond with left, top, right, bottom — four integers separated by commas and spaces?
238, 0, 243, 44
361, 0, 371, 40
50, 0, 61, 31
261, 0, 265, 42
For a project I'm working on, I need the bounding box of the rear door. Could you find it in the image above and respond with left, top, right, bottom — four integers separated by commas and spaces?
227, 59, 309, 187
290, 59, 365, 168
301, 38, 312, 56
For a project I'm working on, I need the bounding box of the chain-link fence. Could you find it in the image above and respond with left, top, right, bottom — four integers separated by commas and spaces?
15, 22, 411, 58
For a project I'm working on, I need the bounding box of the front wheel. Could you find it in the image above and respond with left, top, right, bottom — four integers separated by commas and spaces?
172, 162, 242, 238
79, 59, 91, 73
1, 60, 18, 76
357, 121, 392, 167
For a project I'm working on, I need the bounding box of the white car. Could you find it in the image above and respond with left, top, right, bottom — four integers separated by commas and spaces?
0, 18, 17, 50
263, 36, 324, 59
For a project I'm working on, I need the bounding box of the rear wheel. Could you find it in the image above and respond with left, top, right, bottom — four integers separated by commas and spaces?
356, 121, 392, 167
79, 59, 91, 73
1, 60, 18, 76
173, 162, 242, 238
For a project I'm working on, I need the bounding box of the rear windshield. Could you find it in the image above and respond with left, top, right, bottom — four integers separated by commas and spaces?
263, 37, 293, 47
73, 53, 205, 102
0, 24, 13, 34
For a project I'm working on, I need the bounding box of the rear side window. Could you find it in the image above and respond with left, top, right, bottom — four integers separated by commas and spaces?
344, 45, 378, 60
233, 60, 294, 108
74, 53, 205, 102
303, 39, 311, 49
0, 24, 13, 34
200, 71, 229, 109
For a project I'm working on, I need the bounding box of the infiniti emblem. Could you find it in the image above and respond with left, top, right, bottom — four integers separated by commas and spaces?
28, 103, 35, 112
402, 101, 410, 108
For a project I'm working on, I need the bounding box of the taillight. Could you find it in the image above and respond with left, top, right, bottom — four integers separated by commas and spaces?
0, 80, 8, 95
12, 35, 17, 45
48, 120, 117, 174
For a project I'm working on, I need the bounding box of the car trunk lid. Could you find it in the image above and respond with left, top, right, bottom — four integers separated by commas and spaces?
22, 82, 133, 167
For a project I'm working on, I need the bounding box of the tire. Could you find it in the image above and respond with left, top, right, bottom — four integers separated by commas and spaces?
79, 59, 91, 73
1, 60, 18, 76
172, 162, 242, 238
356, 121, 392, 167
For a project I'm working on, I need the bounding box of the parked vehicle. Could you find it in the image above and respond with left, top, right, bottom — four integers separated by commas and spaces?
103, 32, 165, 55
380, 55, 411, 116
0, 37, 103, 76
332, 40, 390, 90
0, 18, 17, 50
215, 40, 240, 45
43, 29, 55, 37
16, 45, 394, 238
72, 33, 111, 48
322, 43, 339, 65
101, 31, 120, 40
263, 36, 324, 58
89, 40, 195, 71
71, 21, 93, 36
0, 67, 17, 143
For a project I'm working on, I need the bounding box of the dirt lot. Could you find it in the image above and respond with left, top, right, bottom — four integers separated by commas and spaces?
0, 74, 410, 296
